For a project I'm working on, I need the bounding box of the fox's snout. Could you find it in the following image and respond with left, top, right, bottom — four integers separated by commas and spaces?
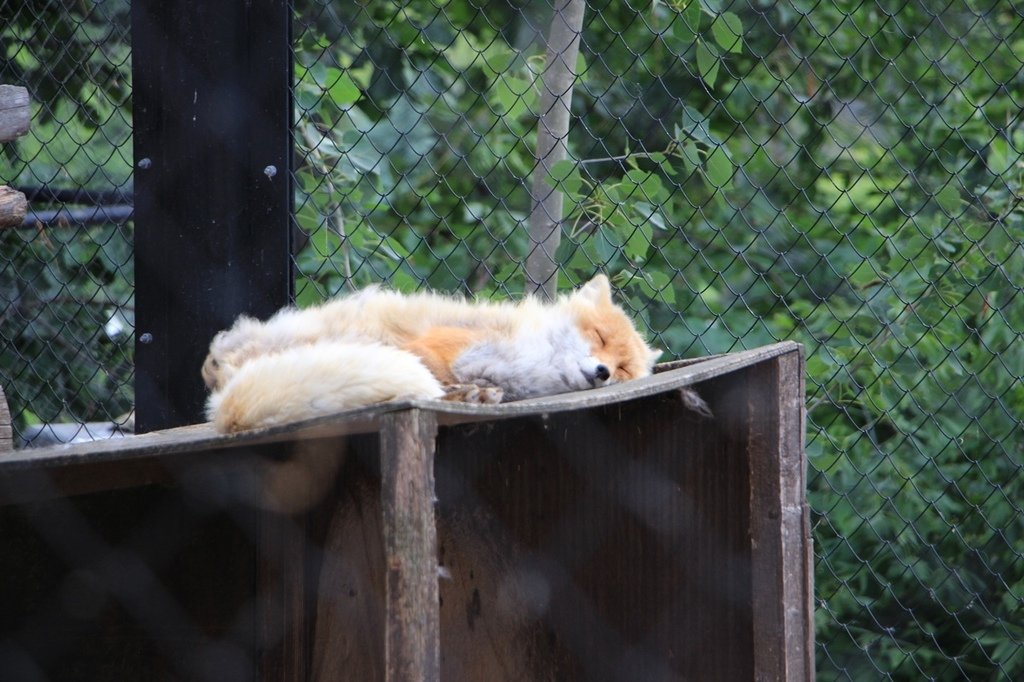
582, 362, 611, 387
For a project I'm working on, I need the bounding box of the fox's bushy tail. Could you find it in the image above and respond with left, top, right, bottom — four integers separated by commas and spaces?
207, 341, 445, 433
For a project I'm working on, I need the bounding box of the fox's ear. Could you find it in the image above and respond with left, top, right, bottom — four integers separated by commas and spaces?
649, 348, 664, 363
576, 274, 612, 304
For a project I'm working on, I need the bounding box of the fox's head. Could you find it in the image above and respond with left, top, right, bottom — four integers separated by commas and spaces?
564, 274, 663, 385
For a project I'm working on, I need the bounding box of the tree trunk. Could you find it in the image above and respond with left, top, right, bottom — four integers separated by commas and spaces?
0, 85, 30, 143
524, 0, 586, 300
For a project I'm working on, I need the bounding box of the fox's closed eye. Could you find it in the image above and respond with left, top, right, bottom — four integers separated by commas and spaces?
593, 329, 606, 346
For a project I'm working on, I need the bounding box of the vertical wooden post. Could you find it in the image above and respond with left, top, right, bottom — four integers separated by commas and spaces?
131, 0, 293, 432
379, 409, 440, 682
748, 346, 815, 681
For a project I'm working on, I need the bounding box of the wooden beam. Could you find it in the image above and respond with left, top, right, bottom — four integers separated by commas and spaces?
748, 346, 814, 681
380, 409, 440, 682
5, 344, 794, 459
0, 343, 803, 506
0, 85, 29, 143
0, 186, 27, 229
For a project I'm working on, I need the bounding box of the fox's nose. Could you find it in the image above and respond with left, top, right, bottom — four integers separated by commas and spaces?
594, 364, 610, 381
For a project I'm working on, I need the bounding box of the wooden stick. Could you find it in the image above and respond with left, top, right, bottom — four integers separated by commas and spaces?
0, 386, 10, 452
0, 85, 30, 143
0, 186, 27, 229
380, 409, 440, 682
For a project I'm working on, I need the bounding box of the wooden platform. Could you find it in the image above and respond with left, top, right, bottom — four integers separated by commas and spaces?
0, 342, 814, 681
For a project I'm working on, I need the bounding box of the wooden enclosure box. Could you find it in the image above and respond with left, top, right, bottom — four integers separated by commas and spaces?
0, 342, 812, 681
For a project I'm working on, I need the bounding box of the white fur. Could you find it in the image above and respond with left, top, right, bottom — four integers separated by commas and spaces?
452, 318, 610, 401
207, 342, 444, 432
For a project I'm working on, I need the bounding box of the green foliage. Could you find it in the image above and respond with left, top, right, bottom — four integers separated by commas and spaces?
2, 0, 131, 128
1, 0, 135, 438
291, 0, 546, 298
0, 224, 134, 432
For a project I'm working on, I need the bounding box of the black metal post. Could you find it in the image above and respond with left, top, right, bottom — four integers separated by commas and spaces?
132, 1, 292, 432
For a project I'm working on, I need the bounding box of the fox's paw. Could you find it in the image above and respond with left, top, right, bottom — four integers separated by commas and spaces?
442, 383, 504, 405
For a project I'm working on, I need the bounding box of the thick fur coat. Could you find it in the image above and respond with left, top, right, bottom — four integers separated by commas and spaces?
203, 275, 660, 432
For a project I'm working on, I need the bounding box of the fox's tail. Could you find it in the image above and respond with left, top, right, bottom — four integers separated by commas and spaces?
207, 341, 445, 433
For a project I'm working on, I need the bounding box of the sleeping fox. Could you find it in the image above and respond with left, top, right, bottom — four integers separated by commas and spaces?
202, 274, 662, 432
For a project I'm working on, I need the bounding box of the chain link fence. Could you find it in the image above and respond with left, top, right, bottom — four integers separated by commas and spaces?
1, 0, 1023, 677
0, 0, 134, 446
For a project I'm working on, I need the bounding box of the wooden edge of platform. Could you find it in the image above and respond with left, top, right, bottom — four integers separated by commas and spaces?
0, 342, 803, 478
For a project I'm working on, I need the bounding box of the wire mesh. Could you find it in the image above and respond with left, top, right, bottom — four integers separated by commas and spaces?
0, 0, 1022, 677
0, 0, 134, 447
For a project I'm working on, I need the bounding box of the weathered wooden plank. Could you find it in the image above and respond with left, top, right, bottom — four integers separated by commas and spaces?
0, 343, 799, 470
779, 347, 813, 682
0, 419, 370, 475
0, 454, 172, 505
0, 185, 27, 229
311, 436, 388, 681
0, 85, 30, 142
0, 343, 802, 506
780, 348, 815, 681
652, 353, 726, 373
380, 409, 440, 682
748, 346, 813, 681
311, 383, 770, 680
432, 384, 758, 680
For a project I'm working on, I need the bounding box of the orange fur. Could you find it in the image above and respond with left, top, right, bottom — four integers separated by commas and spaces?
402, 327, 484, 384
565, 279, 661, 382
